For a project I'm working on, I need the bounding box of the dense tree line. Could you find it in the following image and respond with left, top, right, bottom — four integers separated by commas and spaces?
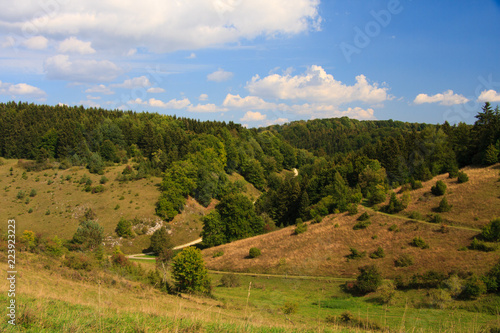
1, 101, 499, 248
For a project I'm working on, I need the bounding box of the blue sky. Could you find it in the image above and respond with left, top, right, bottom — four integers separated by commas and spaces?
0, 0, 499, 127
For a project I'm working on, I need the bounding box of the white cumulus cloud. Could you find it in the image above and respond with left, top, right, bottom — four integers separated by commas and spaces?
198, 93, 208, 101
207, 68, 233, 82
147, 87, 165, 93
1, 0, 321, 53
130, 97, 191, 109
477, 90, 500, 103
246, 65, 390, 105
44, 54, 122, 82
22, 36, 48, 50
112, 76, 152, 89
0, 80, 46, 97
240, 111, 267, 122
413, 90, 469, 106
58, 37, 95, 54
85, 84, 114, 95
187, 103, 228, 113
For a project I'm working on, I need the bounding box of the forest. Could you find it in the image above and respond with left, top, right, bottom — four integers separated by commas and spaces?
1, 101, 499, 247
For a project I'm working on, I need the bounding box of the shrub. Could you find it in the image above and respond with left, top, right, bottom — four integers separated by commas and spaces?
357, 212, 370, 221
100, 176, 109, 184
356, 265, 382, 295
212, 251, 224, 258
411, 236, 429, 249
91, 185, 105, 194
388, 224, 399, 232
16, 190, 25, 200
347, 203, 358, 215
115, 218, 134, 238
65, 253, 94, 271
431, 180, 447, 196
313, 215, 323, 224
430, 213, 443, 223
460, 274, 487, 300
481, 218, 500, 242
294, 221, 307, 235
369, 246, 385, 259
411, 179, 423, 190
171, 247, 211, 294
346, 247, 366, 260
436, 197, 452, 212
408, 211, 423, 220
280, 302, 298, 315
457, 171, 469, 183
383, 192, 407, 214
394, 254, 414, 267
29, 189, 37, 197
469, 238, 496, 252
249, 247, 261, 258
353, 220, 371, 230
72, 220, 104, 250
219, 274, 240, 288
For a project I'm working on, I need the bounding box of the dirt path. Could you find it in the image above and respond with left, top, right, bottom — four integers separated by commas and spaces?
127, 237, 203, 260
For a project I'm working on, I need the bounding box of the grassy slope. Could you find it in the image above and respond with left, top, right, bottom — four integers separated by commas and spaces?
0, 159, 261, 254
203, 164, 500, 278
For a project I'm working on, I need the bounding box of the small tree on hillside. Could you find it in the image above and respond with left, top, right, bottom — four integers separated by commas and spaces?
356, 265, 382, 295
482, 218, 500, 242
115, 217, 134, 238
150, 226, 172, 255
72, 220, 104, 250
171, 247, 211, 294
436, 197, 452, 213
431, 180, 447, 196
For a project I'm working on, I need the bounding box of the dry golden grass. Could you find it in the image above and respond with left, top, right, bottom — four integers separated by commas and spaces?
203, 164, 500, 278
399, 164, 500, 229
203, 208, 498, 278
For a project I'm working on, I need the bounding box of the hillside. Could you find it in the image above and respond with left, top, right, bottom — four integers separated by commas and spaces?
203, 164, 500, 278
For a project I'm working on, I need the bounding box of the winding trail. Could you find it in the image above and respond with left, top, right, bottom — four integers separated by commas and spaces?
127, 237, 203, 260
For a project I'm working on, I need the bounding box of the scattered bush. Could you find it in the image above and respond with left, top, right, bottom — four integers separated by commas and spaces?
357, 212, 370, 221
171, 247, 211, 294
16, 190, 25, 200
281, 302, 298, 315
249, 247, 261, 258
388, 224, 399, 232
29, 189, 37, 197
382, 192, 408, 214
460, 274, 487, 300
346, 247, 366, 260
469, 238, 496, 252
212, 251, 224, 258
411, 236, 429, 249
369, 246, 385, 259
481, 218, 500, 242
394, 254, 414, 267
326, 311, 382, 331
411, 179, 423, 190
408, 211, 423, 220
347, 203, 358, 215
100, 176, 109, 184
219, 274, 240, 288
355, 265, 382, 295
431, 180, 447, 196
115, 218, 134, 238
457, 171, 469, 183
430, 213, 443, 223
294, 221, 307, 235
65, 253, 94, 271
353, 219, 371, 230
436, 197, 452, 212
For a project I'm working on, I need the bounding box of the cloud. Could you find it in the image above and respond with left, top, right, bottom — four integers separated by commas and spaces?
286, 103, 376, 120
223, 93, 282, 110
44, 54, 122, 82
85, 84, 114, 95
240, 111, 267, 122
246, 65, 390, 105
187, 53, 196, 59
207, 68, 233, 82
1, 0, 320, 53
413, 90, 469, 106
198, 94, 208, 101
130, 97, 191, 109
22, 36, 48, 50
477, 90, 500, 103
112, 76, 152, 89
146, 87, 165, 93
0, 80, 46, 97
187, 103, 228, 113
58, 37, 95, 54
